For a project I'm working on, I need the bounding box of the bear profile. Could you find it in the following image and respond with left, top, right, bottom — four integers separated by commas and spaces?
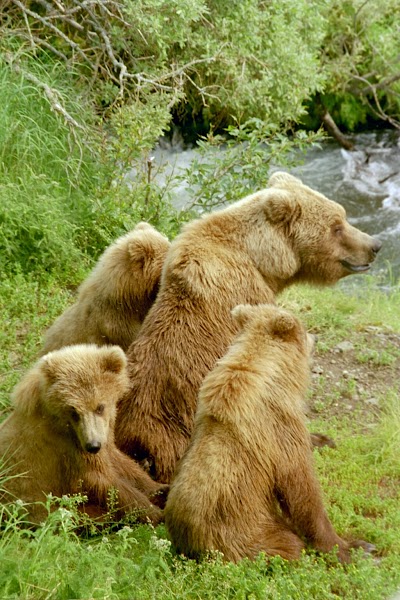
165, 304, 373, 563
0, 345, 167, 524
41, 222, 170, 354
116, 172, 382, 482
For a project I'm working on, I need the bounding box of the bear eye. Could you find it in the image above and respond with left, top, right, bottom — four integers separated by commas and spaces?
71, 408, 80, 423
95, 404, 105, 416
333, 225, 343, 236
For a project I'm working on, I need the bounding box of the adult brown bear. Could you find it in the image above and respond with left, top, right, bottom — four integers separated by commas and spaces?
116, 172, 381, 482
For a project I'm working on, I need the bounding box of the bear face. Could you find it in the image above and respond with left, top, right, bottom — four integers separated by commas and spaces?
263, 172, 382, 285
14, 345, 129, 454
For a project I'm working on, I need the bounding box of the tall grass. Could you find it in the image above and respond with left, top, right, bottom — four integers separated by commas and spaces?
0, 59, 180, 283
0, 60, 99, 281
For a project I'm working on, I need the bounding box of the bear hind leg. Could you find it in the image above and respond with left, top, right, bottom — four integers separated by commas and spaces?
252, 519, 305, 561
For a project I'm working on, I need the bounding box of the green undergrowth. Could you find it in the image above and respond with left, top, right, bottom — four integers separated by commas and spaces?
0, 273, 399, 599
281, 275, 400, 351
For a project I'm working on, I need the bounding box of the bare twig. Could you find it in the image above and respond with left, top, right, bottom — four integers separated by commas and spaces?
351, 73, 400, 129
321, 109, 355, 150
10, 0, 96, 68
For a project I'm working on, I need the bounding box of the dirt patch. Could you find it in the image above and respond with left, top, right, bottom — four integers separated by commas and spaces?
308, 326, 400, 423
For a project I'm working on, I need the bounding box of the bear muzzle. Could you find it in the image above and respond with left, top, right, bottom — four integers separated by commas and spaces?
85, 441, 102, 454
340, 236, 382, 273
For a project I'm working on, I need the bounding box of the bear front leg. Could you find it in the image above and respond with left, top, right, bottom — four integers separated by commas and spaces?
113, 449, 169, 508
116, 406, 189, 484
82, 469, 164, 526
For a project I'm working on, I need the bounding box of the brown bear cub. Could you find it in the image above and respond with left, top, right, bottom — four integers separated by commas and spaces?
0, 345, 167, 524
116, 172, 382, 482
165, 304, 373, 563
41, 222, 170, 354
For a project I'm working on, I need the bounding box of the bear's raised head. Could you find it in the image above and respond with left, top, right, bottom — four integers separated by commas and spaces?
12, 345, 129, 454
260, 171, 382, 286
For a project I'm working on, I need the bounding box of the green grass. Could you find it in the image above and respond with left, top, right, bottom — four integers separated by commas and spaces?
281, 276, 400, 349
0, 273, 399, 599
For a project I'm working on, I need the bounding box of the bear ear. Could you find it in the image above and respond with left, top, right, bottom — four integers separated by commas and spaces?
133, 221, 154, 233
100, 346, 127, 374
271, 312, 298, 338
263, 189, 302, 224
268, 171, 303, 187
40, 354, 60, 384
231, 304, 256, 328
11, 364, 44, 416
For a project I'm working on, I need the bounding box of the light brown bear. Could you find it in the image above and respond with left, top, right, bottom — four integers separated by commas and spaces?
41, 222, 170, 354
0, 345, 168, 524
116, 172, 382, 482
165, 304, 374, 563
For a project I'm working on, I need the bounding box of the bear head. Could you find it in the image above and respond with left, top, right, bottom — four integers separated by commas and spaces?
12, 345, 130, 454
127, 222, 170, 294
259, 172, 382, 286
91, 222, 170, 313
231, 303, 314, 359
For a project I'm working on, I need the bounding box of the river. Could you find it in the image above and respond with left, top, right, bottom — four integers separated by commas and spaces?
152, 129, 400, 286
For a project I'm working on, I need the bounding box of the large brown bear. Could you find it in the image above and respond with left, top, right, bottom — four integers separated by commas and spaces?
116, 172, 382, 482
41, 222, 170, 354
0, 345, 167, 524
165, 304, 374, 563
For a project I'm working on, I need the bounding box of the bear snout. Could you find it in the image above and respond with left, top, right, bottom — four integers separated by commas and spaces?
371, 238, 382, 255
85, 441, 102, 454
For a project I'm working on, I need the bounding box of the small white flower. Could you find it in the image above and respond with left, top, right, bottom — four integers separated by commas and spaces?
149, 536, 171, 552
59, 508, 73, 519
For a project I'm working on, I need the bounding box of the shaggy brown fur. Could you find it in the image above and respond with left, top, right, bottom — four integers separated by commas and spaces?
41, 222, 170, 354
165, 304, 373, 563
116, 172, 382, 482
0, 345, 167, 524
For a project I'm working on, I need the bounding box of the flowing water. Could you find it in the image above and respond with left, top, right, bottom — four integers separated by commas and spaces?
152, 130, 400, 285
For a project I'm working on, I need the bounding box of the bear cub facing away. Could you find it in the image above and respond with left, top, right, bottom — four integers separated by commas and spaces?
41, 222, 170, 354
165, 304, 374, 562
0, 345, 167, 524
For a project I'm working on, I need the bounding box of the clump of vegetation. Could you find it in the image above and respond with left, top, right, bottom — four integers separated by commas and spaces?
1, 275, 399, 599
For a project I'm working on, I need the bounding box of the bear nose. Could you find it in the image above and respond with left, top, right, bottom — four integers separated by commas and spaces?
86, 442, 101, 454
371, 238, 382, 254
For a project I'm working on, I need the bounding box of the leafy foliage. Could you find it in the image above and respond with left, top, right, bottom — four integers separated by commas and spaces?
314, 0, 400, 130
180, 120, 323, 211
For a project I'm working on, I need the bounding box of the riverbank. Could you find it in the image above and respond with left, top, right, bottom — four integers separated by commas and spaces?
149, 130, 400, 282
